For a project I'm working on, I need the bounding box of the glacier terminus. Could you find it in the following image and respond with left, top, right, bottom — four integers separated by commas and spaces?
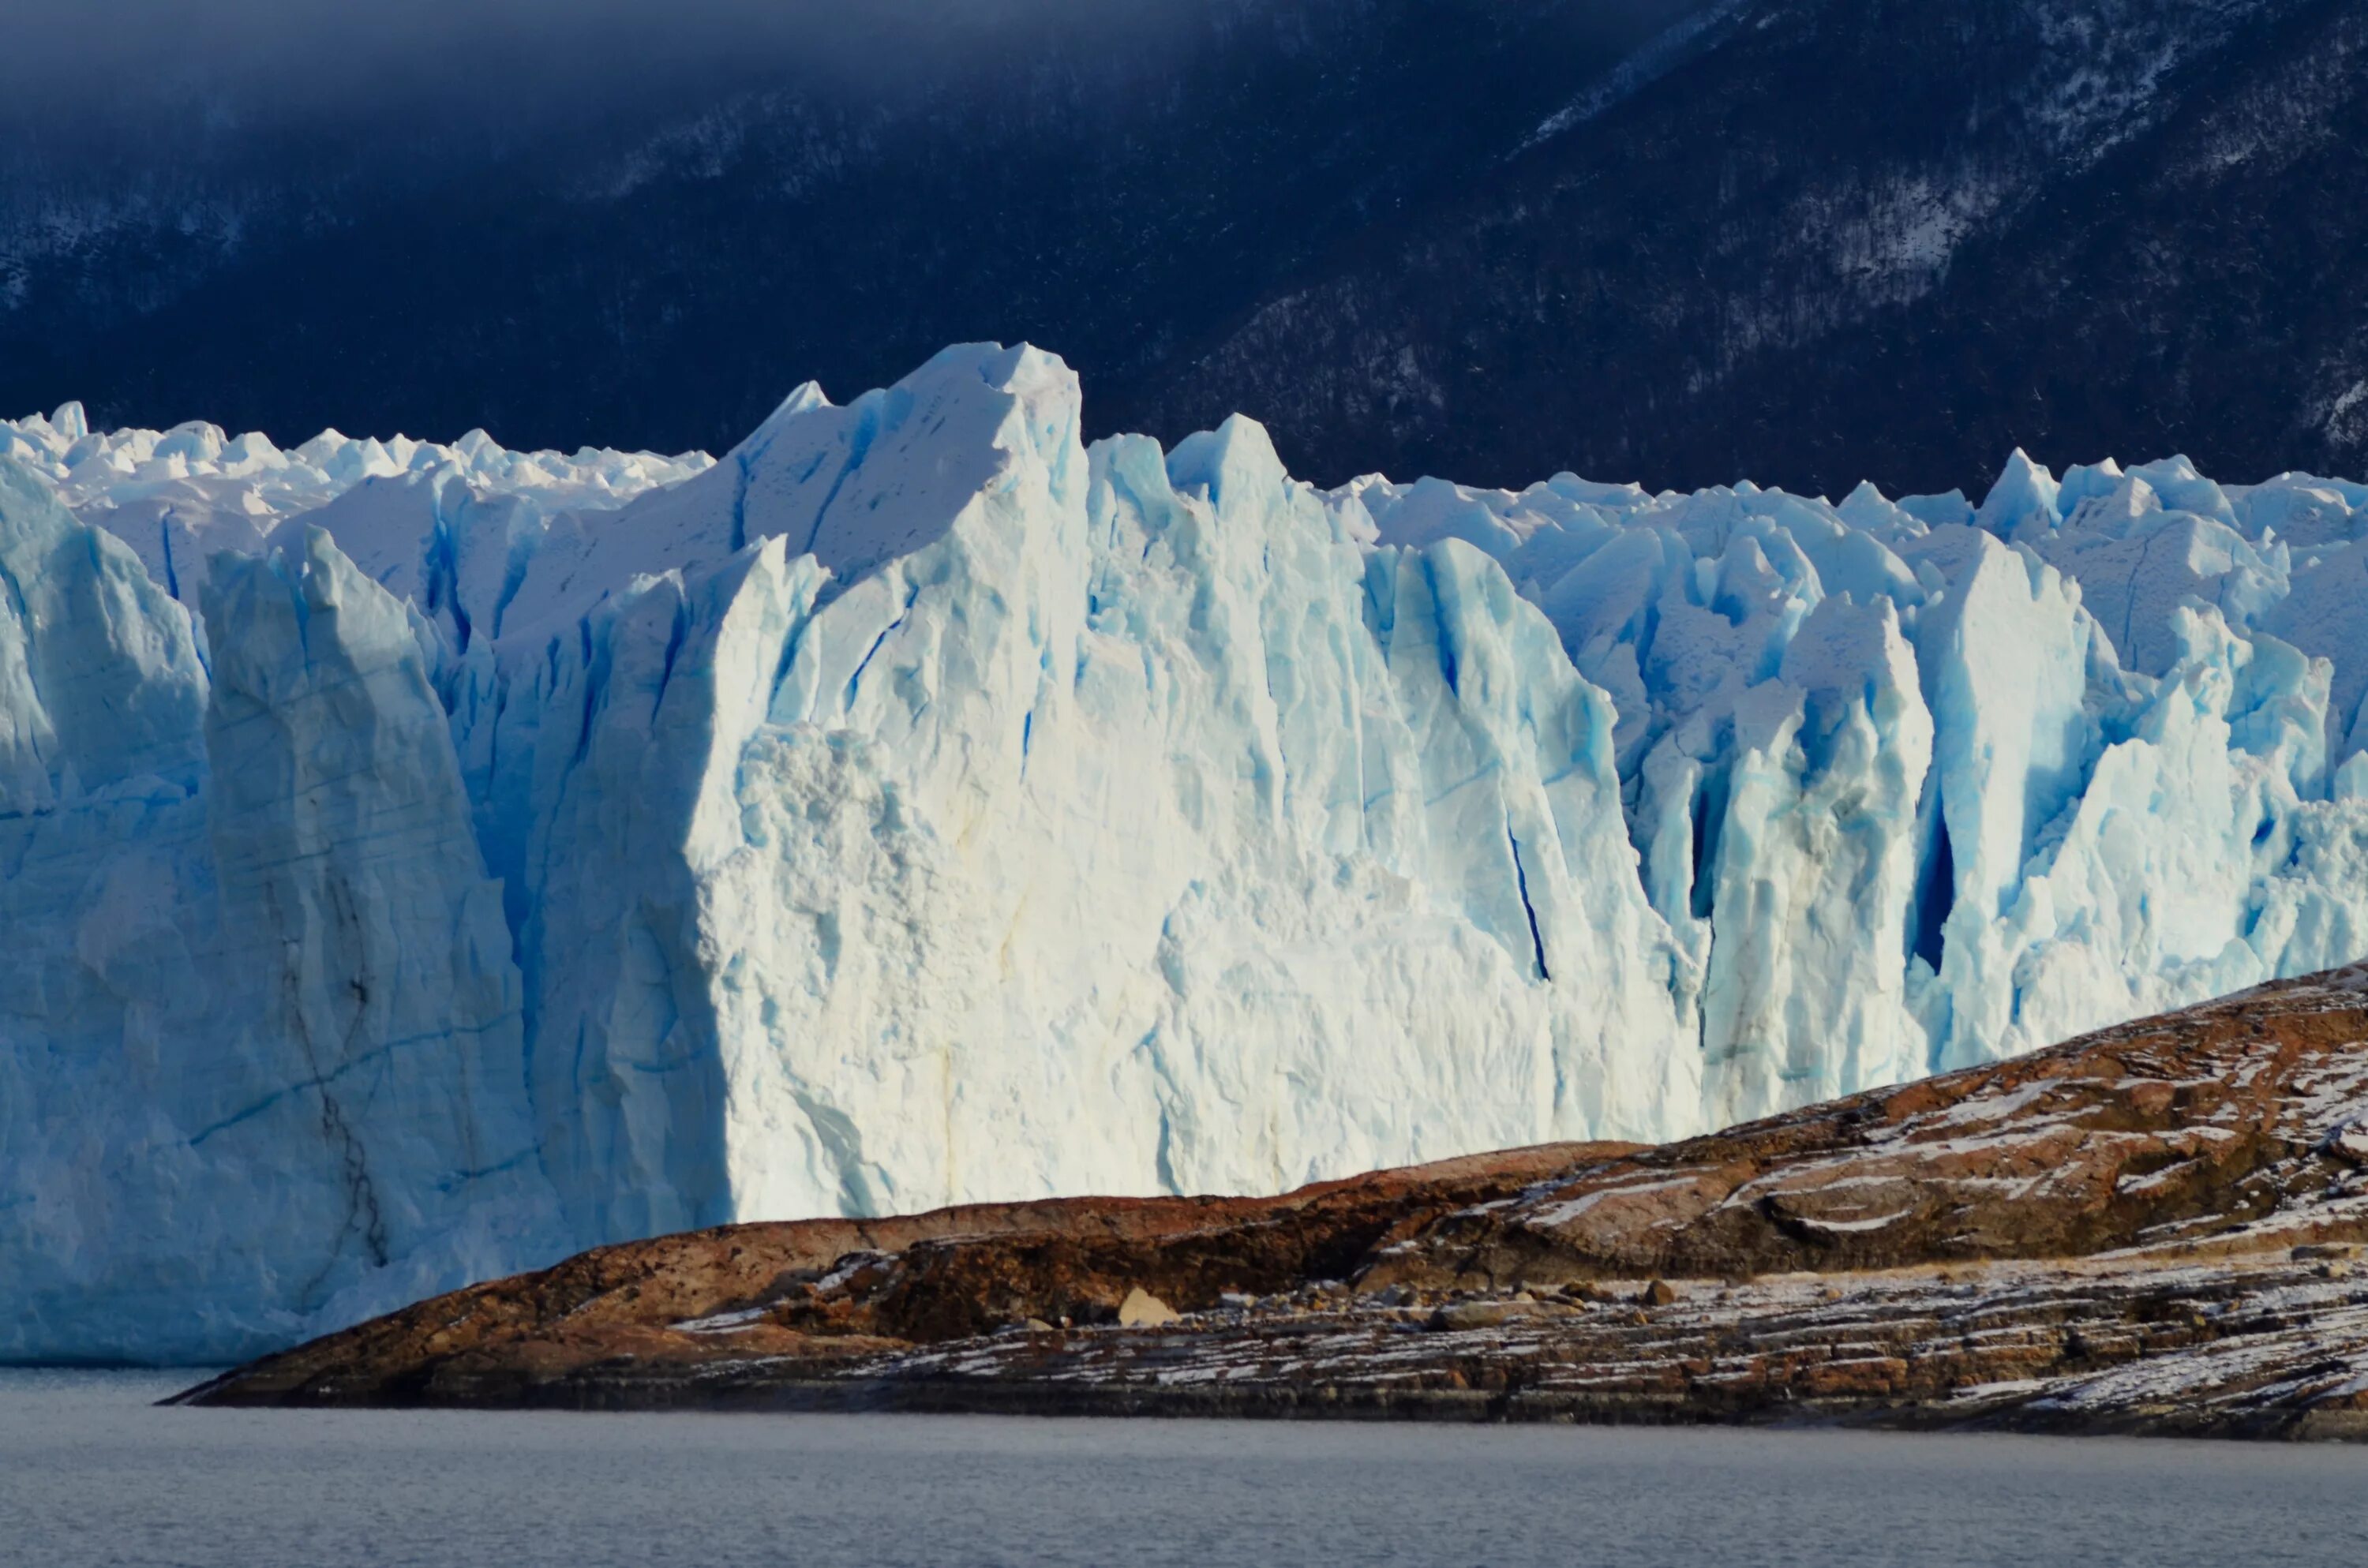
6, 344, 2368, 1362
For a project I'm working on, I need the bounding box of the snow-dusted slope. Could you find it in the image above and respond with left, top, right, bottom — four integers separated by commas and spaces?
6, 344, 2368, 1360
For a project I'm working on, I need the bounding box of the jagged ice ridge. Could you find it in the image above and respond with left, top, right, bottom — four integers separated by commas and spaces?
6, 345, 2368, 1361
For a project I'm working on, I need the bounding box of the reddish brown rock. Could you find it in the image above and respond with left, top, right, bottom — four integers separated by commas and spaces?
181, 967, 2368, 1438
179, 1140, 1619, 1409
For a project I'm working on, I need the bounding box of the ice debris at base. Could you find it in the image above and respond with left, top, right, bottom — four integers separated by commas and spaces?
7, 345, 2368, 1361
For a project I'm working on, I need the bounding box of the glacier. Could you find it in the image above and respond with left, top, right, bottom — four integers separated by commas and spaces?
7, 344, 2368, 1362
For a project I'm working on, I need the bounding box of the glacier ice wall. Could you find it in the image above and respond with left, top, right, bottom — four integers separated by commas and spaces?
0, 465, 562, 1361
8, 346, 2368, 1360
447, 347, 1692, 1233
1350, 455, 2368, 1097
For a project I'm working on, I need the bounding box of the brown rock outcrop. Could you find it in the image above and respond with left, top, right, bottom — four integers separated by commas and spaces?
179, 967, 2368, 1437
178, 1140, 1619, 1408
1366, 967, 2368, 1294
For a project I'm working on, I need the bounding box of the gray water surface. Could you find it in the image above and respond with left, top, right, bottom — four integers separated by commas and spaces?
4, 1369, 2364, 1567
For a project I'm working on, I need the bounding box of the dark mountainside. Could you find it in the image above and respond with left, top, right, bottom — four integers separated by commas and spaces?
1151, 0, 2368, 496
7, 0, 2366, 496
0, 0, 1702, 464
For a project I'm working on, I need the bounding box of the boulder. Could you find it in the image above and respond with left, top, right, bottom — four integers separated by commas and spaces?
1118, 1288, 1178, 1327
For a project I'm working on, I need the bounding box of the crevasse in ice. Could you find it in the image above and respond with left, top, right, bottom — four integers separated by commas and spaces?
6, 343, 2368, 1360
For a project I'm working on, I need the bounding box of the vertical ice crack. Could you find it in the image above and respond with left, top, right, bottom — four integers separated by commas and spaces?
158, 511, 182, 601
1508, 829, 1551, 982
425, 479, 471, 651
569, 619, 605, 767
1910, 810, 1956, 970
652, 599, 690, 719
728, 451, 754, 553
1688, 771, 1727, 922
843, 582, 920, 710
283, 878, 393, 1304
1428, 558, 1461, 695
802, 405, 882, 559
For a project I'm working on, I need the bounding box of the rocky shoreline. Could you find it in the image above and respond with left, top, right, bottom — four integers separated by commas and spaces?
179, 969, 2368, 1439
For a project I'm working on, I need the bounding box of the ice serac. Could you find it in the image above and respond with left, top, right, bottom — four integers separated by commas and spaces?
1348, 443, 2368, 1124
0, 462, 559, 1362
1696, 593, 1932, 1125
1909, 529, 2097, 1071
13, 345, 2368, 1362
193, 529, 560, 1338
475, 347, 1688, 1228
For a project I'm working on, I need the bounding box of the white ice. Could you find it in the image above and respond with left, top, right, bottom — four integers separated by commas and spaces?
7, 351, 2368, 1361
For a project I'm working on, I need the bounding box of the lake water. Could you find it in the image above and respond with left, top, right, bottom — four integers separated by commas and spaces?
4, 1369, 2364, 1567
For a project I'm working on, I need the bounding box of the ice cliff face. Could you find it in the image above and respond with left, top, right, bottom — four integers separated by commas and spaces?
7, 345, 2368, 1360
1351, 458, 2368, 1110
0, 465, 561, 1361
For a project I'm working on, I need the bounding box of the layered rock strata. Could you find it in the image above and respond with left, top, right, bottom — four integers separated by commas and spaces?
183, 966, 2368, 1438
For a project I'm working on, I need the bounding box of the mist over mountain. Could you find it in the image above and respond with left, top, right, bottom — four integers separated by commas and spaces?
4, 0, 2364, 495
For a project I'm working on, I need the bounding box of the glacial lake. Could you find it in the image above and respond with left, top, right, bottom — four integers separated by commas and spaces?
6, 1369, 2364, 1567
